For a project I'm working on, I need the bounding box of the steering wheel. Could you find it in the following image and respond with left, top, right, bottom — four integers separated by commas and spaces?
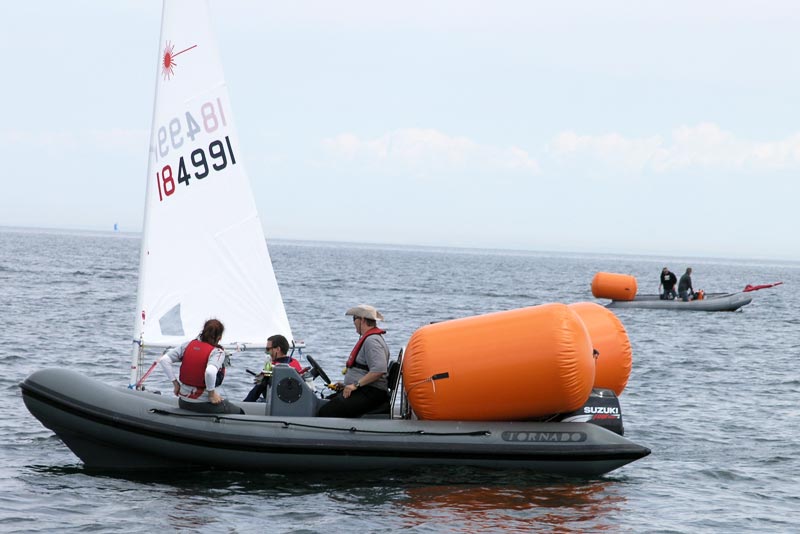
306, 355, 332, 385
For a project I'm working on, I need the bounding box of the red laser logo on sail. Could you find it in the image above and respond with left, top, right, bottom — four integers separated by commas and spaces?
161, 41, 197, 80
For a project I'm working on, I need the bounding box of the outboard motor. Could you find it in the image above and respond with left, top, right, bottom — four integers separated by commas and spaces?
559, 388, 624, 436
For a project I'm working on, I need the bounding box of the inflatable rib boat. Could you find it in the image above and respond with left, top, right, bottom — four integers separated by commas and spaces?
592, 272, 752, 311
21, 303, 650, 476
606, 292, 752, 311
20, 366, 650, 476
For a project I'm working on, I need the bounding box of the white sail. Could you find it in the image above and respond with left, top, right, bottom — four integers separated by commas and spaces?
130, 0, 291, 386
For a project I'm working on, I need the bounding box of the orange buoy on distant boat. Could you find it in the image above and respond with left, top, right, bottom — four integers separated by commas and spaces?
403, 303, 595, 421
568, 302, 632, 396
591, 272, 638, 301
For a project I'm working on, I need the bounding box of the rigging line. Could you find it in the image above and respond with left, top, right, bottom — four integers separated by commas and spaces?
148, 409, 490, 436
134, 360, 160, 389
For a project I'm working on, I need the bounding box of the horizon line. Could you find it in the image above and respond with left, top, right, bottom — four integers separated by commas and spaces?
1, 223, 797, 265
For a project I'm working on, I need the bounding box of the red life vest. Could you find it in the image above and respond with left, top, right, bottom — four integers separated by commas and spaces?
346, 328, 386, 369
179, 340, 216, 388
274, 356, 303, 373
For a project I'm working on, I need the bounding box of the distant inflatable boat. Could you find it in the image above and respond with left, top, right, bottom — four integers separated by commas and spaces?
591, 272, 754, 311
605, 292, 752, 312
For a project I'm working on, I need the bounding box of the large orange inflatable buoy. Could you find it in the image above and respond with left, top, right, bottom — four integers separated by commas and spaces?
568, 302, 632, 395
591, 272, 638, 301
402, 303, 595, 421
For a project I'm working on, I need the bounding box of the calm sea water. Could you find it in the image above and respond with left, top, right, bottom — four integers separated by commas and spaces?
2, 227, 799, 533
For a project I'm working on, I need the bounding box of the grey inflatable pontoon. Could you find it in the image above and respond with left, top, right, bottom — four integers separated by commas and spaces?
606, 292, 752, 311
20, 366, 649, 476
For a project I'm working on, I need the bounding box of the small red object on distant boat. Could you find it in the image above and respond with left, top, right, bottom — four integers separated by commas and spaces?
743, 281, 783, 292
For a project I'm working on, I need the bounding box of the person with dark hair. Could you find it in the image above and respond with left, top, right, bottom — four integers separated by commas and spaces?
158, 318, 244, 414
242, 334, 303, 402
678, 267, 695, 302
659, 267, 677, 300
317, 304, 389, 418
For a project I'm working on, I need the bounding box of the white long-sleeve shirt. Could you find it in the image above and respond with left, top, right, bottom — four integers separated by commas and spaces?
158, 339, 227, 402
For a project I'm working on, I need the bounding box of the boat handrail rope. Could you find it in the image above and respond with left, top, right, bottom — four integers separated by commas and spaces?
147, 409, 490, 436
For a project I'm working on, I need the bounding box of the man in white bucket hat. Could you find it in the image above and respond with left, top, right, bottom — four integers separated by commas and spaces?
317, 304, 390, 417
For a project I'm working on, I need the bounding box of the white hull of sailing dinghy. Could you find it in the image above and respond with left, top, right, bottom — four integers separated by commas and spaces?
21, 0, 650, 476
21, 367, 650, 475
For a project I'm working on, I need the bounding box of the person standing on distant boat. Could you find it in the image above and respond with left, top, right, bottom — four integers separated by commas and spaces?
242, 334, 303, 402
659, 267, 678, 300
158, 318, 244, 414
678, 268, 695, 302
317, 304, 390, 418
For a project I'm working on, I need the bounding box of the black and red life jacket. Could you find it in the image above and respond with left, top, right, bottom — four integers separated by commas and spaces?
346, 328, 386, 371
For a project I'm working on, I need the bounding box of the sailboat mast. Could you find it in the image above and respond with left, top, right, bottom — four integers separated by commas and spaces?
129, 1, 168, 389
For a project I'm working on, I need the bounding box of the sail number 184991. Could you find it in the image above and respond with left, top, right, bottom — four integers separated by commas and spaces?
153, 98, 237, 202
155, 136, 236, 202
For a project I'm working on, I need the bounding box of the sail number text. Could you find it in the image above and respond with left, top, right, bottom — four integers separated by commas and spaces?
155, 136, 237, 202
156, 98, 228, 159
153, 98, 237, 202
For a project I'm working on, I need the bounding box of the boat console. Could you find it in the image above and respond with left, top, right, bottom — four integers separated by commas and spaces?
266, 364, 326, 417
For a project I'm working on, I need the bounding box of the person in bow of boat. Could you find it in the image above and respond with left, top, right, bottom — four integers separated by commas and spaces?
317, 304, 390, 418
678, 267, 695, 302
158, 318, 244, 414
659, 267, 677, 300
242, 334, 303, 402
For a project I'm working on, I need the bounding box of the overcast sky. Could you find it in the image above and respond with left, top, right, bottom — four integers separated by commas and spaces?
2, 1, 799, 260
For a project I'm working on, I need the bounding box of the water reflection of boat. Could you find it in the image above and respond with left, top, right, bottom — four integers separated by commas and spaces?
396, 481, 623, 531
